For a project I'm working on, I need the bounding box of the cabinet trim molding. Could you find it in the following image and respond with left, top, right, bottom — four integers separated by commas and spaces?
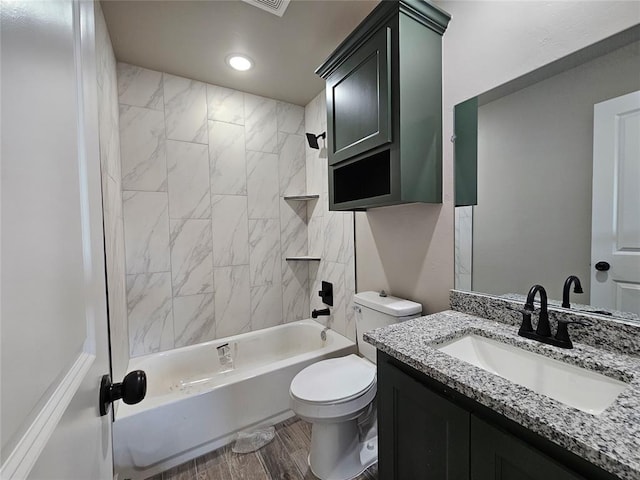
315, 0, 450, 79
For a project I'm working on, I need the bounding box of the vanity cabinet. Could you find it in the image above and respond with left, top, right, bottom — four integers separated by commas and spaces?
378, 351, 470, 479
316, 0, 450, 211
377, 352, 617, 480
470, 416, 583, 480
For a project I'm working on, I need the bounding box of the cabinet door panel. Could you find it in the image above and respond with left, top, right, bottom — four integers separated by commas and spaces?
471, 416, 584, 480
333, 53, 379, 150
379, 360, 470, 480
326, 26, 391, 165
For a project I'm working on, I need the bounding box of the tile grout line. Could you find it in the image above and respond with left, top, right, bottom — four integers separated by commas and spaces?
160, 73, 178, 353
204, 85, 217, 345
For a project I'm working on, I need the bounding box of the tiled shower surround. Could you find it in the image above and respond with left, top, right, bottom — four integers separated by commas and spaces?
117, 63, 355, 357
305, 92, 357, 341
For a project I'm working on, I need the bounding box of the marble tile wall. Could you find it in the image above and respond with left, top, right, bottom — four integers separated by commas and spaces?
454, 206, 473, 291
304, 92, 357, 342
95, 4, 129, 381
117, 63, 310, 356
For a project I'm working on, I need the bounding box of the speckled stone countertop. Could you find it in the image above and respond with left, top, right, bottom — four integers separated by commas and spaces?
450, 290, 640, 356
364, 310, 640, 480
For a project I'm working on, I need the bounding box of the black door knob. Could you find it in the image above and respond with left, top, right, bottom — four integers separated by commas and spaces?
99, 370, 146, 416
595, 261, 610, 271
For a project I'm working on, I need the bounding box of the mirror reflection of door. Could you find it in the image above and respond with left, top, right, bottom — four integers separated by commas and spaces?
591, 91, 640, 315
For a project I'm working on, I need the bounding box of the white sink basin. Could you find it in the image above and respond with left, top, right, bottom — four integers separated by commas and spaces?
437, 334, 628, 415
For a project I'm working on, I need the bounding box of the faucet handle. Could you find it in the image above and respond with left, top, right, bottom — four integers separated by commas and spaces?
505, 305, 534, 333
554, 318, 591, 349
519, 313, 534, 335
510, 307, 534, 335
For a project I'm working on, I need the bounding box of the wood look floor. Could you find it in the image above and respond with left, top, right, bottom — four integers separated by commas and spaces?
147, 417, 378, 480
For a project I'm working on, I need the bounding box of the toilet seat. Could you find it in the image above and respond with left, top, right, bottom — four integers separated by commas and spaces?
291, 354, 376, 404
290, 355, 377, 423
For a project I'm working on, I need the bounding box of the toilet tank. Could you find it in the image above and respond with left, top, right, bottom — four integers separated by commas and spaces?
354, 291, 422, 363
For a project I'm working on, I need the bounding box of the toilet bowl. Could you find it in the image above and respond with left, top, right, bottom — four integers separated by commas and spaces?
290, 291, 422, 480
290, 355, 377, 480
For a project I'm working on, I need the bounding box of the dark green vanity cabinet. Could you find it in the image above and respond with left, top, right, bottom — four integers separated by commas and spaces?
377, 352, 619, 480
378, 351, 470, 479
316, 0, 450, 211
470, 416, 583, 480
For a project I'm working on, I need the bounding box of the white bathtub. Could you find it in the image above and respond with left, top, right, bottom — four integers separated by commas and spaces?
113, 319, 356, 479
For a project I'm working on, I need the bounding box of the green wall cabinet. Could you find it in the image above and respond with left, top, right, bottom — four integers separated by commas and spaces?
327, 25, 392, 166
377, 352, 619, 480
316, 0, 450, 211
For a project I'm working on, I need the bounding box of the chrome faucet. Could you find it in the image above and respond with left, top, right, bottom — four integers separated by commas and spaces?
562, 275, 583, 308
518, 284, 590, 349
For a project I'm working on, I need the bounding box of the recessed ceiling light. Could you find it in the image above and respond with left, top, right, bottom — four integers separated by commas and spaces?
226, 54, 253, 71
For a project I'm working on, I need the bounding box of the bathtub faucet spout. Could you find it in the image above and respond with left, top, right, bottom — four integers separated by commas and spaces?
312, 308, 330, 318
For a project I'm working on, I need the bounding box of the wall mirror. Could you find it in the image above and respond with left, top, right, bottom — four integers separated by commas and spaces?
454, 25, 640, 323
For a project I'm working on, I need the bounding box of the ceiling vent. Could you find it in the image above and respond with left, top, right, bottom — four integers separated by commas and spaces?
241, 0, 291, 17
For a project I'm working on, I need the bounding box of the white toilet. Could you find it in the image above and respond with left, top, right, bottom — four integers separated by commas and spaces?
289, 291, 422, 480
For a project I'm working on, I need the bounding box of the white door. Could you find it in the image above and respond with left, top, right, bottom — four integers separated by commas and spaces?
591, 90, 640, 316
1, 1, 113, 478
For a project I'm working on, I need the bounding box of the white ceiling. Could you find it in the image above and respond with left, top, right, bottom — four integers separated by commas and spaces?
101, 0, 379, 106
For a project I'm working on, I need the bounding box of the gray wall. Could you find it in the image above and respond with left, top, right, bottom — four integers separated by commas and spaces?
473, 40, 640, 300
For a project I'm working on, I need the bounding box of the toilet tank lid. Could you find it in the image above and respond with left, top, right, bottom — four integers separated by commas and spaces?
354, 291, 422, 317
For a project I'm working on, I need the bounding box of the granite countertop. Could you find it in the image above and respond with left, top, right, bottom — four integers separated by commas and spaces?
499, 293, 640, 324
364, 310, 640, 480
